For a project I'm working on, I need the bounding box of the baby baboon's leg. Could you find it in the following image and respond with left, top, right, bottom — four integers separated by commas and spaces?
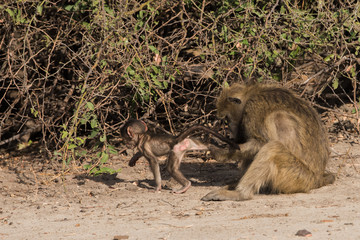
202, 141, 317, 201
166, 150, 191, 194
167, 138, 208, 194
145, 155, 162, 192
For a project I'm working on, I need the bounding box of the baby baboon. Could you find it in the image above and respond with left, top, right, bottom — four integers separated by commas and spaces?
202, 83, 335, 201
121, 119, 238, 194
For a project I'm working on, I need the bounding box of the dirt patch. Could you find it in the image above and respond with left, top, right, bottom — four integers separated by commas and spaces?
1, 141, 360, 240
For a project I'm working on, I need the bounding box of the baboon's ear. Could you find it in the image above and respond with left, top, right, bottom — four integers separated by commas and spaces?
127, 126, 134, 138
228, 97, 242, 105
139, 120, 148, 132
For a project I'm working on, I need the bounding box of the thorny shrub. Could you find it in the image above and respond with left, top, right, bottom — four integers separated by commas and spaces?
0, 0, 359, 172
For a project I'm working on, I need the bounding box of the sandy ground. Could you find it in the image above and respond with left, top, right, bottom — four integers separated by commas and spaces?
1, 140, 360, 240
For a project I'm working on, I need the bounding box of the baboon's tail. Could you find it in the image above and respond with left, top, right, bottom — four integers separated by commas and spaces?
176, 125, 239, 150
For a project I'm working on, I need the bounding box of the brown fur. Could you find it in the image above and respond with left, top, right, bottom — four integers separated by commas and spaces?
202, 83, 335, 201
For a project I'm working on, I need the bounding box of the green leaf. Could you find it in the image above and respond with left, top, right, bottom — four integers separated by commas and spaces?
103, 167, 121, 174
66, 156, 73, 165
76, 137, 85, 145
90, 167, 121, 176
89, 130, 99, 138
86, 102, 95, 110
61, 131, 69, 139
107, 145, 118, 155
31, 108, 39, 117
104, 6, 114, 16
64, 5, 74, 11
332, 78, 339, 90
100, 152, 109, 163
89, 167, 98, 174
78, 150, 87, 156
161, 56, 168, 66
90, 118, 98, 128
280, 33, 287, 39
294, 37, 301, 43
280, 5, 286, 14
100, 59, 108, 68
148, 45, 159, 54
265, 51, 272, 58
100, 135, 107, 142
5, 8, 15, 18
53, 151, 62, 157
151, 65, 160, 74
126, 66, 135, 75
324, 54, 335, 62
350, 66, 356, 78
68, 144, 77, 150
290, 46, 301, 58
152, 76, 163, 88
83, 164, 92, 170
109, 149, 118, 155
37, 5, 43, 15
162, 80, 168, 89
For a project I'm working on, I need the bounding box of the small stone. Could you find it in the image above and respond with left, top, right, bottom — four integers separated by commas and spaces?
113, 235, 129, 240
295, 229, 312, 237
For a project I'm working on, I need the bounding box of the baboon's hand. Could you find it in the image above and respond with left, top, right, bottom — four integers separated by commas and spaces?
209, 146, 233, 162
128, 159, 136, 167
128, 151, 143, 167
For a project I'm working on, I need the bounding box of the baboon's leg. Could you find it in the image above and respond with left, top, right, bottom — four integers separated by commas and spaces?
167, 138, 208, 194
145, 154, 162, 192
202, 141, 318, 201
166, 150, 191, 194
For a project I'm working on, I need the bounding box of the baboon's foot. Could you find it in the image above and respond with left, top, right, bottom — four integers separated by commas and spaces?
201, 188, 251, 201
153, 185, 161, 193
322, 172, 336, 186
171, 182, 191, 194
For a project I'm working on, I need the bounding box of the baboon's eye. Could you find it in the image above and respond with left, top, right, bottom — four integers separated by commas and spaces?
228, 97, 241, 104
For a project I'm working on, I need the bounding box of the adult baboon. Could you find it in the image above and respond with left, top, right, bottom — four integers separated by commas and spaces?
202, 83, 335, 201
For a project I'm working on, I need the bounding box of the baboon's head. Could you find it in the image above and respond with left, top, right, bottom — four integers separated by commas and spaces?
121, 119, 148, 145
216, 83, 246, 121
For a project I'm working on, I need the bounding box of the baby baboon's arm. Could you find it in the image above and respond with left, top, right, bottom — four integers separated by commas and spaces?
128, 151, 143, 167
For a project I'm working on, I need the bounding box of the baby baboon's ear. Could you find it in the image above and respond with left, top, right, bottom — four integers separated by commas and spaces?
139, 120, 148, 132
127, 126, 135, 138
227, 97, 242, 105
